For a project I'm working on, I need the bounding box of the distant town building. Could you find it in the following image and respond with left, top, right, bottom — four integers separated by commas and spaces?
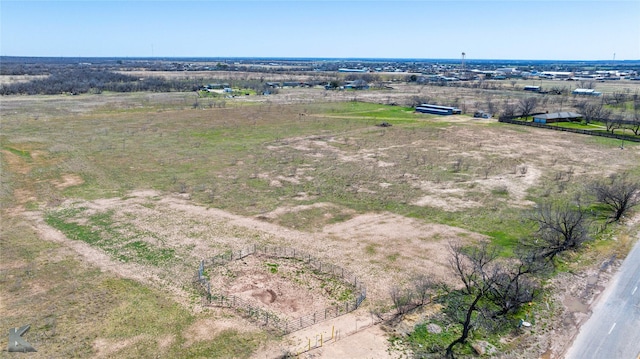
338, 68, 368, 73
539, 71, 573, 80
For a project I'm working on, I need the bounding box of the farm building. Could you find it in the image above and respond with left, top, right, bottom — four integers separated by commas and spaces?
416, 104, 462, 115
572, 88, 602, 96
532, 112, 582, 124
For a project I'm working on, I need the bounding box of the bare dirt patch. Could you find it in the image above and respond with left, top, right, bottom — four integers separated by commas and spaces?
93, 335, 146, 359
210, 254, 344, 319
52, 173, 84, 189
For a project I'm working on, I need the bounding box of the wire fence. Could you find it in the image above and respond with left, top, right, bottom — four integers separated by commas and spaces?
192, 244, 367, 334
498, 118, 640, 142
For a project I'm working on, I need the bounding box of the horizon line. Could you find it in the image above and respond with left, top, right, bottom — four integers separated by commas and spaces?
2, 55, 639, 63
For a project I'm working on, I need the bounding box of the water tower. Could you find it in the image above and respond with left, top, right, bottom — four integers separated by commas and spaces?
461, 52, 466, 72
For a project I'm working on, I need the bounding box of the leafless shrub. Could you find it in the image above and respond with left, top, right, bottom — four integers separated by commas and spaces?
525, 201, 591, 261
390, 286, 413, 316
589, 173, 640, 223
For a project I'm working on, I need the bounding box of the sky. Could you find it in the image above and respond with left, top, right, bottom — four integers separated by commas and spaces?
1, 0, 639, 61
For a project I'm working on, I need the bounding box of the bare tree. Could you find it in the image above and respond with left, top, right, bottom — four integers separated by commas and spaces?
389, 275, 438, 316
590, 174, 640, 223
606, 91, 628, 107
410, 96, 431, 107
412, 275, 437, 306
631, 100, 640, 136
389, 286, 413, 315
445, 243, 545, 358
487, 248, 549, 317
576, 100, 611, 125
577, 80, 595, 89
501, 99, 517, 119
549, 85, 568, 96
526, 201, 591, 261
518, 97, 539, 118
485, 96, 496, 115
604, 113, 624, 134
446, 242, 498, 358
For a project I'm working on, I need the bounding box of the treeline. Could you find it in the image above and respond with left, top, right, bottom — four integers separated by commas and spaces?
0, 68, 202, 95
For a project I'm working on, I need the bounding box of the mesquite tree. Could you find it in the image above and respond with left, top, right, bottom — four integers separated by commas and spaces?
445, 242, 544, 358
590, 174, 640, 223
526, 201, 591, 261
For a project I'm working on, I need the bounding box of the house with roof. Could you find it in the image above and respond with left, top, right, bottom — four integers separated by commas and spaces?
533, 112, 582, 124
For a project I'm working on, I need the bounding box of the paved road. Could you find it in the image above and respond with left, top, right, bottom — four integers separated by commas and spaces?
565, 238, 640, 359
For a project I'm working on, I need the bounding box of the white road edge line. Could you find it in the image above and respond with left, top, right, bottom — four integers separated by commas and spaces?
608, 323, 617, 335
633, 286, 638, 295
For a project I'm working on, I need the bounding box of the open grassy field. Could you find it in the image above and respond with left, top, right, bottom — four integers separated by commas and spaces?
2, 86, 639, 358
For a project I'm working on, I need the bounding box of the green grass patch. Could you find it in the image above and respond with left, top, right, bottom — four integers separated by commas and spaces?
175, 329, 266, 359
403, 320, 469, 355
122, 241, 175, 265
3, 146, 32, 158
265, 262, 279, 273
45, 207, 175, 266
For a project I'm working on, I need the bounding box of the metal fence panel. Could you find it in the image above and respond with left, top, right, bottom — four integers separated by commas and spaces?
194, 245, 367, 334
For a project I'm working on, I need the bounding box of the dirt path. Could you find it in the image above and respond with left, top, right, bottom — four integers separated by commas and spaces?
253, 310, 397, 359
18, 189, 481, 358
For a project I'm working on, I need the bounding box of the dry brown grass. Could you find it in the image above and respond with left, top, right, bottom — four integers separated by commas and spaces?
2, 81, 639, 358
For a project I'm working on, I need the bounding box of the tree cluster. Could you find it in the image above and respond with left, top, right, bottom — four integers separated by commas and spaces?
438, 173, 638, 358
0, 68, 203, 95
